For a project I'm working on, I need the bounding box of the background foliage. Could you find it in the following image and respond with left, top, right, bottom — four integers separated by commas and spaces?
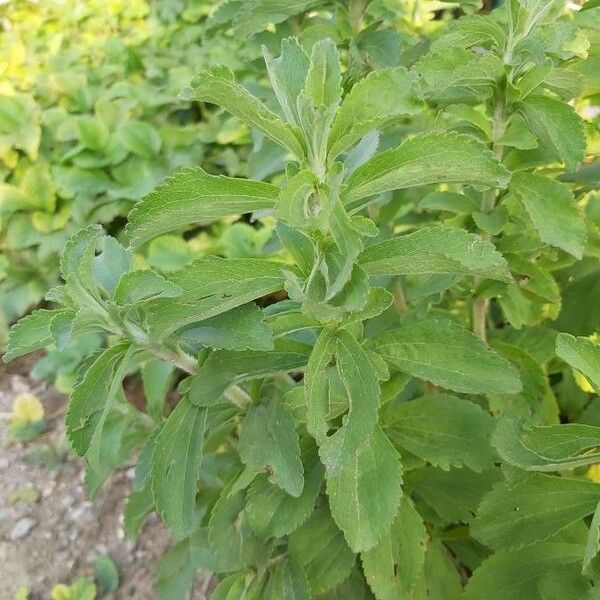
3, 0, 600, 599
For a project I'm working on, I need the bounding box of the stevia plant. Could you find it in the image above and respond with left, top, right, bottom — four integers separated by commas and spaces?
5, 0, 600, 598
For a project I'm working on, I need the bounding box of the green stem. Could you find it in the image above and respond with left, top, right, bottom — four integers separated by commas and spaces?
472, 99, 506, 342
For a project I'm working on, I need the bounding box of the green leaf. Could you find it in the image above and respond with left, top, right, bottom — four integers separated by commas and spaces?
492, 418, 600, 472
359, 226, 512, 282
420, 191, 480, 213
556, 333, 600, 394
4, 309, 61, 362
510, 174, 586, 259
328, 67, 421, 159
92, 235, 132, 297
77, 116, 109, 152
432, 14, 506, 52
151, 399, 234, 537
583, 500, 600, 577
327, 202, 364, 300
190, 339, 309, 406
208, 488, 260, 572
127, 167, 278, 248
20, 163, 56, 212
343, 132, 510, 211
276, 222, 315, 275
156, 529, 219, 600
472, 472, 600, 550
114, 270, 182, 305
183, 66, 305, 158
508, 0, 566, 41
94, 554, 119, 594
123, 437, 155, 539
327, 426, 402, 552
246, 444, 324, 538
388, 394, 496, 471
60, 225, 106, 308
538, 567, 597, 600
304, 38, 342, 109
120, 120, 162, 158
147, 235, 191, 272
145, 258, 287, 339
304, 329, 337, 445
361, 496, 427, 600
412, 539, 463, 600
234, 0, 322, 37
518, 95, 586, 172
406, 466, 501, 524
65, 342, 132, 464
179, 303, 273, 352
239, 398, 304, 496
416, 48, 503, 105
210, 573, 246, 600
263, 37, 309, 125
368, 319, 522, 394
288, 506, 356, 596
141, 359, 174, 421
463, 543, 586, 600
319, 329, 380, 475
263, 557, 310, 600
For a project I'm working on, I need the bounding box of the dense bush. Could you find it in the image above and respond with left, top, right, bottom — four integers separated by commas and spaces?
4, 1, 600, 599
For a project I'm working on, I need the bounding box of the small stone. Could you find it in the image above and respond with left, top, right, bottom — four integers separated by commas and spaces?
10, 517, 37, 540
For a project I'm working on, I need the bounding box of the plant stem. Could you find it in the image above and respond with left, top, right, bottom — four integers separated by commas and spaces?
472, 100, 506, 342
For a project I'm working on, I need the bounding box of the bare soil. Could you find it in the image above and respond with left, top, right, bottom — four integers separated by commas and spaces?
0, 356, 210, 600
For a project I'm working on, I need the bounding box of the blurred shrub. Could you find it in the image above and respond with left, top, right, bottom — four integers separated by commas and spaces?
0, 0, 256, 341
